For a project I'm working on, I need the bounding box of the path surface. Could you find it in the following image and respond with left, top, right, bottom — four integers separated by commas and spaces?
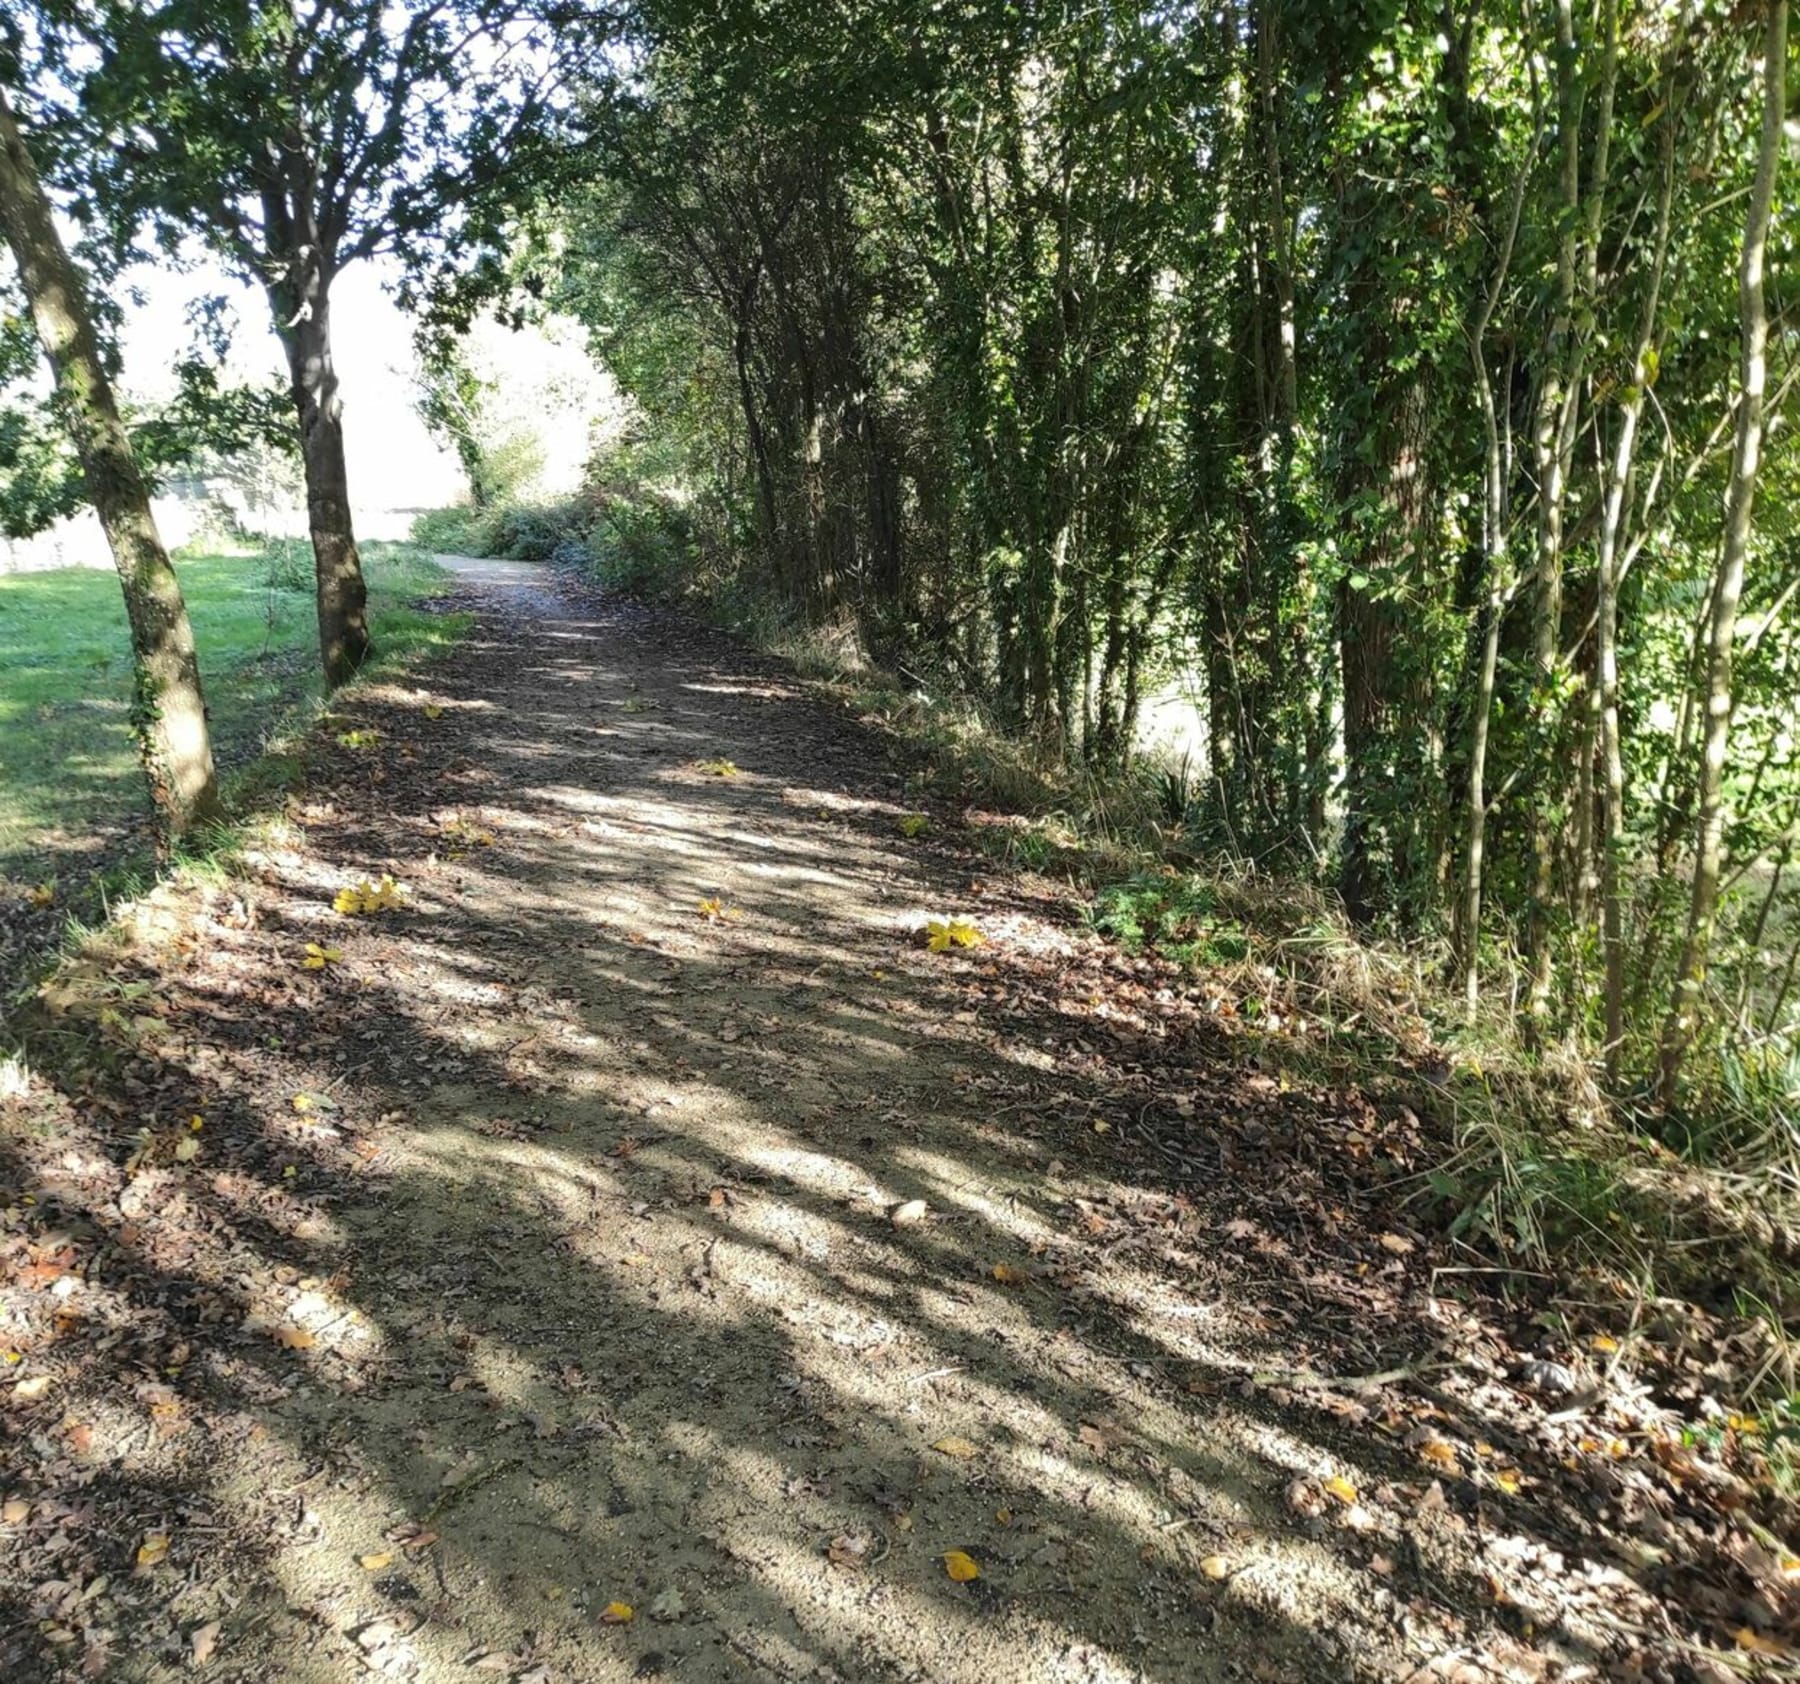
0, 565, 1752, 1684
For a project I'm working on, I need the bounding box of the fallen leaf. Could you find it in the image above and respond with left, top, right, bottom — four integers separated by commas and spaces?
889, 1199, 928, 1228
13, 1373, 53, 1401
600, 1601, 634, 1625
334, 875, 408, 916
190, 1621, 221, 1666
991, 1264, 1026, 1285
1378, 1233, 1414, 1257
648, 1587, 687, 1621
1736, 1628, 1791, 1658
827, 1533, 871, 1569
932, 1436, 980, 1459
136, 1532, 170, 1568
423, 704, 444, 720
276, 1327, 316, 1350
3, 1498, 29, 1524
1200, 1555, 1231, 1580
1590, 1334, 1619, 1353
943, 1549, 981, 1582
360, 1551, 395, 1571
1323, 1475, 1358, 1506
1419, 1439, 1461, 1475
173, 1137, 200, 1164
925, 917, 984, 953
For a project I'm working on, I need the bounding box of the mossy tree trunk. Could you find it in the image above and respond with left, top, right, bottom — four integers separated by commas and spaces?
0, 84, 222, 840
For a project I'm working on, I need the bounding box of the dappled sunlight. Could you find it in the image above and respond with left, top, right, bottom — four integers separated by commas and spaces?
5, 566, 1661, 1683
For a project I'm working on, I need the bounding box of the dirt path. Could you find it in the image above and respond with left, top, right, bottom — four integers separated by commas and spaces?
0, 566, 1780, 1684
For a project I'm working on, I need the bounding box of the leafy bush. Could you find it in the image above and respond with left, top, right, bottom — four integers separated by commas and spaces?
409, 506, 487, 554
257, 538, 314, 593
1087, 872, 1249, 966
486, 501, 575, 562
591, 493, 695, 597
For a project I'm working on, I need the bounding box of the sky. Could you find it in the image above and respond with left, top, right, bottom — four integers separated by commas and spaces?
118, 251, 468, 524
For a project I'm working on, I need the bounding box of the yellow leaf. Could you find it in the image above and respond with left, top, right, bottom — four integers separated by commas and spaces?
423, 704, 444, 720
1199, 1555, 1231, 1581
932, 1436, 980, 1460
600, 1601, 634, 1625
991, 1264, 1026, 1285
1420, 1440, 1461, 1474
1590, 1334, 1619, 1353
924, 916, 984, 952
695, 758, 740, 778
27, 882, 55, 908
994, 1507, 1013, 1526
943, 1550, 981, 1583
136, 1533, 170, 1568
1, 1350, 19, 1365
14, 1374, 53, 1401
1323, 1475, 1358, 1506
897, 814, 929, 838
173, 1137, 200, 1164
1494, 1467, 1521, 1494
276, 1327, 316, 1350
360, 1552, 395, 1571
335, 876, 406, 917
1737, 1628, 1791, 1658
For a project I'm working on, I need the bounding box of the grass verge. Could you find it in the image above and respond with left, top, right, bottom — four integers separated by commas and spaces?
0, 541, 469, 999
0, 540, 459, 878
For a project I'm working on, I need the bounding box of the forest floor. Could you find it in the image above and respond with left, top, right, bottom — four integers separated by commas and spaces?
3, 560, 1797, 1684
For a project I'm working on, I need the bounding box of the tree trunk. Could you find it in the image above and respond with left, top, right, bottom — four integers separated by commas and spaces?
1596, 37, 1675, 1080
1659, 0, 1786, 1100
272, 252, 369, 689
1524, 0, 1588, 1026
0, 85, 222, 839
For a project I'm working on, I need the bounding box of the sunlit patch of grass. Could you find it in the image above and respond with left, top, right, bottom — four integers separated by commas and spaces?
0, 543, 456, 873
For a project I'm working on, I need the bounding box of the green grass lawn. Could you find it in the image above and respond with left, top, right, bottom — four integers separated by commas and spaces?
0, 541, 463, 877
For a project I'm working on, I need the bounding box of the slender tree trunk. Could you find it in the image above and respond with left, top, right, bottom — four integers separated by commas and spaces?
1595, 47, 1675, 1081
1525, 0, 1587, 1026
0, 85, 222, 838
1659, 0, 1786, 1100
1459, 105, 1532, 1009
271, 248, 369, 690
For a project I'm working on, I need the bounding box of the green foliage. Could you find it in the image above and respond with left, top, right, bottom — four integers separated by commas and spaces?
527, 0, 1800, 1121
1088, 874, 1249, 968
